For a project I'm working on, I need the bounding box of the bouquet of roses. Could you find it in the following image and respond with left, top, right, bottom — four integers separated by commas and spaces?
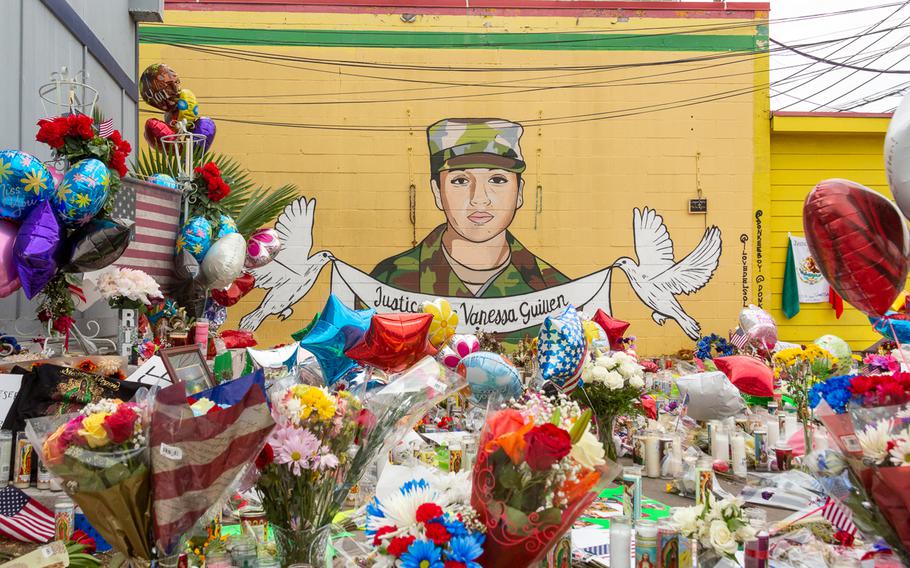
470, 392, 620, 568
672, 494, 755, 564
26, 398, 152, 564
365, 475, 485, 568
35, 114, 131, 186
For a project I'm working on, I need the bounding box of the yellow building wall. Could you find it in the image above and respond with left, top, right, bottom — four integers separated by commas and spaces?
769, 114, 892, 349
140, 4, 769, 354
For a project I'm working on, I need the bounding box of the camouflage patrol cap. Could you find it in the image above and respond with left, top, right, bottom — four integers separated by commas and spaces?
427, 118, 526, 174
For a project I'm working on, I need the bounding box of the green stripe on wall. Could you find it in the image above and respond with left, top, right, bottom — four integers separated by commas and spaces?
140, 26, 762, 52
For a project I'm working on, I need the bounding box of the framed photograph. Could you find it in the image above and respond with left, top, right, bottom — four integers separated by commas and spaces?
159, 345, 214, 395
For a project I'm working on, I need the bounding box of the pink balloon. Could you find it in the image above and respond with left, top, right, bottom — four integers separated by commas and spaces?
0, 221, 21, 298
48, 167, 64, 189
439, 334, 480, 369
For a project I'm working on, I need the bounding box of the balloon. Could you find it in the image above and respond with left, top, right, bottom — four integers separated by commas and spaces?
48, 165, 64, 189
592, 308, 630, 351
210, 272, 256, 307
885, 92, 910, 220
0, 220, 21, 298
64, 218, 134, 272
537, 305, 587, 393
319, 294, 374, 350
0, 150, 53, 220
582, 319, 606, 345
215, 214, 238, 239
201, 233, 246, 289
803, 179, 910, 317
191, 116, 216, 152
299, 320, 356, 386
174, 89, 199, 126
439, 334, 480, 370
148, 173, 178, 189
139, 63, 181, 111
345, 313, 437, 373
13, 201, 63, 299
713, 356, 773, 398
739, 304, 777, 349
292, 312, 320, 342
245, 228, 283, 269
144, 118, 175, 152
423, 298, 458, 348
814, 335, 853, 374
203, 297, 227, 329
871, 312, 910, 343
457, 351, 522, 404
54, 159, 110, 226
676, 371, 745, 421
177, 216, 213, 262
174, 249, 201, 281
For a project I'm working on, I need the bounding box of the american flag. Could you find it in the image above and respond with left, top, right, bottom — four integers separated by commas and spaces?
0, 486, 54, 543
821, 496, 857, 535
730, 327, 749, 350
111, 177, 181, 288
97, 118, 115, 138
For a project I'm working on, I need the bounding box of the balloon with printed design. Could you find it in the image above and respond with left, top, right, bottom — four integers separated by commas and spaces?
245, 227, 282, 268
457, 351, 522, 404
739, 305, 777, 350
439, 334, 480, 370
177, 216, 213, 262
814, 335, 852, 374
0, 221, 20, 298
148, 173, 178, 189
0, 150, 53, 221
174, 89, 199, 126
54, 158, 110, 227
537, 305, 587, 393
139, 63, 181, 111
216, 214, 238, 239
423, 298, 458, 348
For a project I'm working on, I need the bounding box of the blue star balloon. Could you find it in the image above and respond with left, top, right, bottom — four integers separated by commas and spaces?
176, 216, 213, 262
0, 150, 53, 221
537, 305, 587, 393
54, 158, 110, 226
300, 319, 355, 387
457, 351, 522, 404
216, 214, 238, 239
319, 294, 375, 350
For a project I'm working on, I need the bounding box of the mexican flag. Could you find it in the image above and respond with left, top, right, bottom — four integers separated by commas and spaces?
782, 235, 842, 319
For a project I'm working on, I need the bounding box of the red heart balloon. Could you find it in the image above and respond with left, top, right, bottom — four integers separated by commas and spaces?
803, 178, 910, 317
210, 273, 256, 307
144, 118, 175, 152
345, 313, 437, 373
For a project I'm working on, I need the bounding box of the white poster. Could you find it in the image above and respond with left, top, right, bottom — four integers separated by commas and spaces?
790, 235, 830, 303
0, 374, 23, 425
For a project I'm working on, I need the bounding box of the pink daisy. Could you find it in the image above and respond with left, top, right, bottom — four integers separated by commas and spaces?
274, 428, 321, 476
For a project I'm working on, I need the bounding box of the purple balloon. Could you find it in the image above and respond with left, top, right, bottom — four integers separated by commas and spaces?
191, 116, 216, 151
13, 201, 63, 299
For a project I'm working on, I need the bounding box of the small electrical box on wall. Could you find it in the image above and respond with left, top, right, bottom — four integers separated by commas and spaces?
688, 198, 708, 213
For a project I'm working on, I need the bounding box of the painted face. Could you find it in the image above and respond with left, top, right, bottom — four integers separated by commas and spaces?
432, 168, 523, 243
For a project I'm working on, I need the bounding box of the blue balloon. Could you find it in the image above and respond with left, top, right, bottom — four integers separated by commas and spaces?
216, 214, 238, 239
0, 150, 53, 220
177, 216, 213, 261
299, 320, 355, 386
537, 305, 587, 393
458, 351, 522, 404
54, 159, 110, 226
870, 311, 910, 343
319, 294, 375, 350
148, 173, 178, 189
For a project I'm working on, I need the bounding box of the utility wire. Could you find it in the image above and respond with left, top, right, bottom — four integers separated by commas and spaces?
769, 37, 910, 73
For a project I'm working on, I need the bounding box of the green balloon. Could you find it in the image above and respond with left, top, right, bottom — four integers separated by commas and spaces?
814, 334, 853, 374
292, 312, 320, 342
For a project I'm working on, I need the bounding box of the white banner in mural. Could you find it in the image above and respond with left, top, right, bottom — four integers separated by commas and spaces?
789, 235, 829, 303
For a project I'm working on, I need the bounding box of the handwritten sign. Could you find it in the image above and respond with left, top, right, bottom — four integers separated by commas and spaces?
126, 356, 171, 387
0, 374, 23, 425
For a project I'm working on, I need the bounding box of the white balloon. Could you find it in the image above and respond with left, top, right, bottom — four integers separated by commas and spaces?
676, 371, 745, 421
885, 93, 910, 220
201, 233, 246, 289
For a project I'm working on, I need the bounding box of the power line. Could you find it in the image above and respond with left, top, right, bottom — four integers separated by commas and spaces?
769, 36, 910, 73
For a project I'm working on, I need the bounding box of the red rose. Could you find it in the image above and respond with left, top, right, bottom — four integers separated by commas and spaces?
834, 529, 855, 547
523, 423, 572, 471
424, 522, 451, 546
255, 443, 274, 469
415, 503, 443, 524
372, 525, 396, 545
386, 535, 415, 557
103, 405, 138, 444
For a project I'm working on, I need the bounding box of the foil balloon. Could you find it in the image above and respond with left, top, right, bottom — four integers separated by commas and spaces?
191, 116, 217, 152
210, 272, 256, 307
64, 218, 134, 272
201, 233, 246, 289
54, 159, 110, 226
871, 312, 910, 344
139, 63, 181, 111
423, 298, 458, 348
47, 165, 64, 189
803, 178, 910, 317
245, 227, 282, 269
814, 335, 852, 374
0, 220, 21, 298
439, 334, 480, 369
216, 214, 238, 239
177, 216, 213, 262
203, 297, 228, 330
13, 201, 63, 299
582, 319, 606, 345
174, 89, 199, 126
174, 249, 201, 281
319, 294, 374, 350
292, 312, 320, 342
144, 118, 175, 152
592, 308, 631, 351
739, 304, 777, 349
148, 173, 178, 189
0, 150, 53, 220
299, 320, 355, 386
457, 351, 522, 404
537, 305, 587, 393
885, 91, 910, 220
345, 313, 437, 373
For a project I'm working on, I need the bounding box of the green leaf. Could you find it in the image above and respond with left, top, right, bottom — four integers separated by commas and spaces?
550, 407, 561, 426
498, 466, 522, 490
570, 409, 591, 444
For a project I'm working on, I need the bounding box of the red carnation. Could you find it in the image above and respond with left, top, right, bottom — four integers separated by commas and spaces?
207, 179, 230, 202
103, 405, 138, 444
255, 443, 274, 469
372, 525, 396, 545
424, 522, 451, 546
523, 423, 572, 471
416, 503, 444, 524
386, 535, 415, 558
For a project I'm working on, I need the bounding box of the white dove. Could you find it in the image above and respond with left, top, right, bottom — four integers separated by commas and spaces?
239, 197, 334, 331
612, 207, 722, 340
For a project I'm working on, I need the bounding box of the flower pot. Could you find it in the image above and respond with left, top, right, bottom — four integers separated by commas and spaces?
272, 524, 332, 568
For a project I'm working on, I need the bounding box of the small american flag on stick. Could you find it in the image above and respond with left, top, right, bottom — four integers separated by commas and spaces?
0, 486, 54, 543
97, 118, 115, 138
821, 496, 857, 535
730, 327, 749, 350
111, 178, 181, 288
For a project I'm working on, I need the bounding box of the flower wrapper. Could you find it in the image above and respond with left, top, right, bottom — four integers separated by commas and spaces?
859, 466, 910, 556
25, 400, 152, 561
150, 369, 275, 555
815, 400, 863, 458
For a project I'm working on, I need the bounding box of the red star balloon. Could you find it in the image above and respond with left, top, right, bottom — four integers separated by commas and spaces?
592, 309, 630, 350
345, 313, 437, 372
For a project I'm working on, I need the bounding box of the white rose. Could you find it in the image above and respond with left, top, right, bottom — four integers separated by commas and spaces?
595, 356, 615, 369
581, 364, 594, 383
735, 524, 756, 543
570, 426, 606, 469
672, 507, 700, 537
604, 371, 624, 390
591, 366, 608, 383
708, 520, 739, 556
629, 375, 645, 389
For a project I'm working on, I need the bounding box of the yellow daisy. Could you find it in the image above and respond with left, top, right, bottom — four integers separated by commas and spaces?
192, 243, 203, 254
21, 170, 48, 195
56, 181, 72, 202
176, 235, 187, 250
0, 160, 11, 183
74, 193, 91, 208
